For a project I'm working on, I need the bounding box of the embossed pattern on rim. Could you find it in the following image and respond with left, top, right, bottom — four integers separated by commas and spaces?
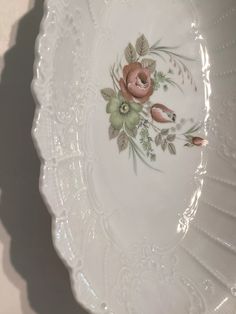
31, 1, 236, 313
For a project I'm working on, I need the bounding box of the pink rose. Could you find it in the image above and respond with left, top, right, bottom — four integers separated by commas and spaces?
192, 137, 208, 147
151, 103, 176, 123
119, 62, 154, 104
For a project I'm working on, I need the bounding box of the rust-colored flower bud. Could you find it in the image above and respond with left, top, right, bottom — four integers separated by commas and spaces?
151, 103, 176, 123
192, 137, 208, 147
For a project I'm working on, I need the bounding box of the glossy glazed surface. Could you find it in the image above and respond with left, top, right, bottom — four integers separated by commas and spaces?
32, 0, 236, 313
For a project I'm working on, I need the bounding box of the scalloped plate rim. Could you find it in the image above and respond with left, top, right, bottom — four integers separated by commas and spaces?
31, 0, 91, 312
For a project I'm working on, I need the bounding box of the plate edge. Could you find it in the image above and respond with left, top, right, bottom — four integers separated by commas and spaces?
31, 1, 92, 313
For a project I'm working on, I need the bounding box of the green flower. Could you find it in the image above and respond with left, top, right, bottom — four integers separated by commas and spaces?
106, 94, 142, 131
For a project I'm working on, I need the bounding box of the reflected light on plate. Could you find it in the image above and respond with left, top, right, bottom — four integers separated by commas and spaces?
79, 272, 98, 298
214, 297, 229, 312
177, 21, 211, 237
200, 43, 212, 134
192, 21, 212, 135
177, 180, 203, 235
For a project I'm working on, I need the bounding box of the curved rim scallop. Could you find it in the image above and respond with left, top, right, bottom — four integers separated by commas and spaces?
31, 1, 92, 313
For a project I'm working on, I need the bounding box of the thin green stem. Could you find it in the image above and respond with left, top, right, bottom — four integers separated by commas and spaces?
141, 110, 148, 117
150, 48, 195, 62
165, 77, 184, 93
110, 68, 119, 92
176, 135, 187, 141
111, 64, 120, 84
130, 142, 138, 174
148, 120, 161, 133
130, 139, 162, 172
149, 51, 166, 62
124, 127, 159, 173
150, 39, 162, 50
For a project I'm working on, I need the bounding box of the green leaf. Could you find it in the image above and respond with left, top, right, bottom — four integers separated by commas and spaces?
184, 143, 194, 147
101, 88, 115, 101
161, 139, 168, 151
109, 125, 119, 140
136, 34, 149, 56
141, 58, 156, 73
167, 134, 176, 142
140, 127, 149, 138
161, 129, 169, 135
126, 127, 138, 138
154, 82, 160, 91
163, 85, 168, 91
110, 111, 123, 130
155, 134, 162, 146
125, 43, 137, 63
129, 144, 131, 159
130, 138, 161, 172
185, 135, 193, 141
168, 143, 176, 155
150, 154, 156, 162
117, 131, 129, 152
156, 71, 166, 82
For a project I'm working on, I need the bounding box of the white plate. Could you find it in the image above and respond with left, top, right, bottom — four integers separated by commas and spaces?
32, 0, 236, 313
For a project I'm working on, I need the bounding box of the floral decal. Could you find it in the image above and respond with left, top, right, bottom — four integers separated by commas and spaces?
101, 34, 207, 173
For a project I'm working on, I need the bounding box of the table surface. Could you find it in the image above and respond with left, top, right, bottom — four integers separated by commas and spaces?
0, 1, 88, 313
0, 2, 35, 313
